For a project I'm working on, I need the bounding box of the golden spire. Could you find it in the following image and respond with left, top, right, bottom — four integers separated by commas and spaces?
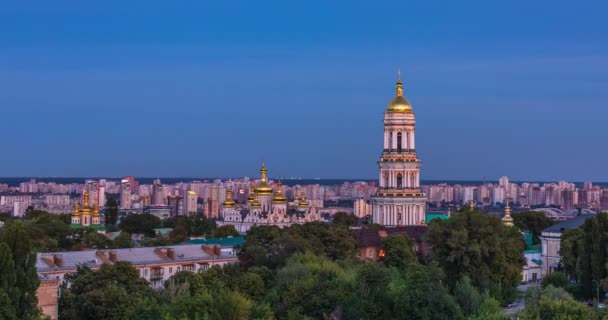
272, 179, 287, 204
93, 202, 100, 217
73, 200, 80, 216
386, 72, 412, 113
251, 192, 261, 209
247, 184, 255, 203
83, 190, 90, 208
256, 161, 273, 195
396, 69, 403, 96
502, 199, 514, 227
298, 190, 309, 208
223, 187, 236, 208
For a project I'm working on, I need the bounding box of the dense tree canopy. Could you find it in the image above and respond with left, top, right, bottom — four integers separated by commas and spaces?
0, 223, 40, 319
511, 211, 556, 244
559, 213, 608, 299
119, 213, 161, 237
104, 198, 119, 226
426, 208, 526, 303
59, 262, 155, 320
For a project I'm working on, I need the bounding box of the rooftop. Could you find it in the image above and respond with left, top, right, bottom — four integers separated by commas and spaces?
36, 243, 235, 272
542, 214, 596, 233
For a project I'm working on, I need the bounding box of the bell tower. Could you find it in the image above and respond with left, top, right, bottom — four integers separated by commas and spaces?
372, 74, 427, 226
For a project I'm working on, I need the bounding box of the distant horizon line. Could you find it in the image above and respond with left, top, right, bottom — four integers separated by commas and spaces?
0, 176, 605, 184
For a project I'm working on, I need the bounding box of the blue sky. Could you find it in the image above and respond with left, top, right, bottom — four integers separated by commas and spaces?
0, 1, 606, 181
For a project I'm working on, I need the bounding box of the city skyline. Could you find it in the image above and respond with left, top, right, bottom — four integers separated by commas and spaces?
1, 1, 607, 180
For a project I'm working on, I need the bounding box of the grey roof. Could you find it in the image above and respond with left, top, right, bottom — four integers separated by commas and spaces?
36, 244, 234, 272
543, 214, 596, 233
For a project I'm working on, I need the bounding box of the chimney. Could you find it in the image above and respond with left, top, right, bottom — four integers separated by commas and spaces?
154, 248, 169, 260
109, 250, 118, 262
201, 245, 215, 256
41, 254, 55, 268
53, 254, 64, 267
213, 245, 221, 256
167, 248, 175, 260
96, 251, 110, 264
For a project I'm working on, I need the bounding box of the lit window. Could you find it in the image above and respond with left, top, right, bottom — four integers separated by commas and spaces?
368, 250, 373, 258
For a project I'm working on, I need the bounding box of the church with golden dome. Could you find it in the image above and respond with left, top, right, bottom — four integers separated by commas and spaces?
372, 75, 428, 226
217, 162, 323, 233
70, 190, 103, 229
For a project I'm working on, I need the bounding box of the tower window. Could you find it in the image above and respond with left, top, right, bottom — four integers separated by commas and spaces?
397, 173, 403, 189
397, 132, 402, 151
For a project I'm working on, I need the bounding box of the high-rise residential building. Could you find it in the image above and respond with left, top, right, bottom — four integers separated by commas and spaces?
98, 186, 106, 207
205, 185, 225, 218
167, 194, 184, 217
499, 176, 509, 188
153, 179, 166, 205
354, 198, 372, 218
120, 180, 132, 209
184, 191, 198, 215
123, 176, 139, 193
372, 76, 427, 226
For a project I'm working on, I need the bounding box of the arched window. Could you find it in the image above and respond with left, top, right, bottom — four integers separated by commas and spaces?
397, 132, 402, 151
388, 133, 393, 150
397, 173, 403, 188
410, 173, 416, 188
383, 172, 389, 188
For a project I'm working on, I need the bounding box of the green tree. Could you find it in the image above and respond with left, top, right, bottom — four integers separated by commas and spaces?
512, 211, 555, 244
380, 234, 416, 269
332, 211, 357, 226
453, 276, 484, 317
541, 272, 568, 289
164, 271, 205, 296
119, 213, 161, 237
426, 209, 526, 303
104, 198, 119, 226
169, 225, 189, 243
213, 225, 240, 238
0, 222, 40, 319
0, 289, 17, 320
391, 264, 463, 320
110, 231, 133, 249
271, 253, 349, 319
60, 262, 155, 320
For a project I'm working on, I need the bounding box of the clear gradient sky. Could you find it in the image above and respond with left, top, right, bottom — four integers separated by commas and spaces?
1, 1, 606, 181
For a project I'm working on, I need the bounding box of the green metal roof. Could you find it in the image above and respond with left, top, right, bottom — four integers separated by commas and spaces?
70, 223, 105, 231
426, 212, 449, 222
184, 237, 245, 247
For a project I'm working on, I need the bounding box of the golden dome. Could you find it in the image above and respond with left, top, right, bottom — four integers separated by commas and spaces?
272, 180, 287, 204
73, 201, 80, 216
251, 193, 262, 209
247, 184, 255, 203
298, 191, 309, 208
223, 187, 236, 208
386, 79, 412, 113
256, 162, 273, 195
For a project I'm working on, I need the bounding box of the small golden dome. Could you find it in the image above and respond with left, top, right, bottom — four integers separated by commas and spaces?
273, 180, 287, 204
386, 79, 412, 113
256, 162, 273, 195
73, 201, 80, 216
223, 187, 236, 208
251, 194, 261, 209
298, 191, 309, 208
